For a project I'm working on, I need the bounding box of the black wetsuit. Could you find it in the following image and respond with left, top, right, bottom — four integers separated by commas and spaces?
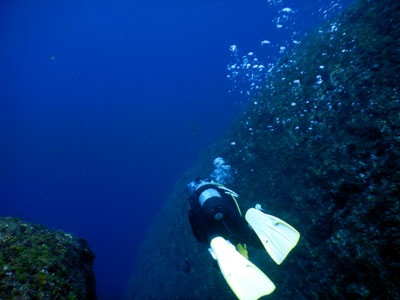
189, 183, 262, 248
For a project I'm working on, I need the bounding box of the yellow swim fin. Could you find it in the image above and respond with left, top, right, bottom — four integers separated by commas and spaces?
245, 208, 300, 265
209, 236, 275, 300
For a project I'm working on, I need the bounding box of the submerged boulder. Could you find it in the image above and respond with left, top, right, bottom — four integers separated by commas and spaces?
0, 217, 96, 299
127, 0, 400, 299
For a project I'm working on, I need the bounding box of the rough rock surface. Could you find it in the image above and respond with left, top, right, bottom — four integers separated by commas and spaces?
127, 0, 400, 299
0, 217, 96, 299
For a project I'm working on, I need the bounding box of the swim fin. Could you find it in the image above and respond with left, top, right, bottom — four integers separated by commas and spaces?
245, 208, 300, 265
209, 236, 276, 300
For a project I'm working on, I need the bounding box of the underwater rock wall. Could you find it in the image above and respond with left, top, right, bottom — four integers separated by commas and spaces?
0, 217, 96, 299
127, 0, 400, 299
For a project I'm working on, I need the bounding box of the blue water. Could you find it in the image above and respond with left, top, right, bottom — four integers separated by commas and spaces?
0, 0, 352, 299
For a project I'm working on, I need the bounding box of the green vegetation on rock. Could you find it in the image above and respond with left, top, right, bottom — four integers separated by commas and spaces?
0, 217, 96, 300
127, 0, 400, 299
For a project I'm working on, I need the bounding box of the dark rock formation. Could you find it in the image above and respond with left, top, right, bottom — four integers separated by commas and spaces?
0, 217, 96, 299
127, 0, 400, 298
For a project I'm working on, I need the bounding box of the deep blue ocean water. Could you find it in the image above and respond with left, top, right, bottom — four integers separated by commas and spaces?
0, 0, 352, 298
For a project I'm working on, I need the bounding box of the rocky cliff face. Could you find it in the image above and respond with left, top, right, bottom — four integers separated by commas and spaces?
0, 217, 96, 299
127, 0, 400, 299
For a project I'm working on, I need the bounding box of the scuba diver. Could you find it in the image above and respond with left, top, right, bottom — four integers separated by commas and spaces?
188, 180, 300, 300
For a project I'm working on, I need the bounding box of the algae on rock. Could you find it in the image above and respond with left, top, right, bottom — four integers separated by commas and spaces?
127, 0, 400, 299
0, 217, 96, 300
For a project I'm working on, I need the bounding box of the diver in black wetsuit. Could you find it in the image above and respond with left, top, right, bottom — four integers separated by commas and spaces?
187, 180, 301, 300
188, 181, 262, 249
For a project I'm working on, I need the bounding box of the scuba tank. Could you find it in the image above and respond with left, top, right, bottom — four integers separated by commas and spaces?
188, 180, 244, 245
193, 182, 232, 221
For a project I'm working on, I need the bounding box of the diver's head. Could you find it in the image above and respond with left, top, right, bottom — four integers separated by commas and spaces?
187, 178, 206, 193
